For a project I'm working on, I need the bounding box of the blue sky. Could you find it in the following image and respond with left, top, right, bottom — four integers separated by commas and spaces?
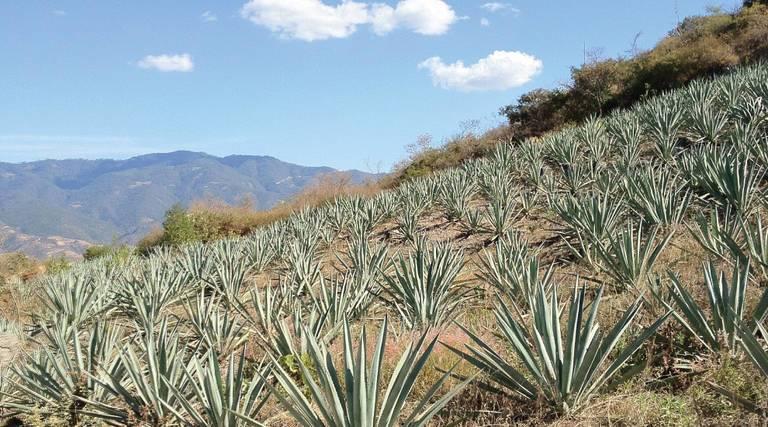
0, 0, 717, 171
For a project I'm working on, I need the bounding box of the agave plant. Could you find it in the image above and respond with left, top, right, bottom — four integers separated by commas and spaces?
608, 112, 643, 171
594, 221, 674, 291
184, 291, 249, 356
687, 101, 730, 144
396, 202, 422, 243
449, 283, 670, 415
87, 319, 193, 425
476, 233, 552, 307
546, 131, 582, 167
560, 161, 596, 195
166, 348, 271, 426
688, 207, 741, 260
461, 207, 484, 235
2, 322, 122, 425
483, 191, 521, 241
39, 272, 108, 332
551, 192, 625, 267
682, 146, 765, 216
381, 238, 475, 329
310, 274, 374, 326
336, 238, 389, 290
661, 260, 766, 355
623, 166, 692, 226
643, 97, 684, 163
267, 319, 470, 427
113, 260, 189, 332
578, 115, 611, 171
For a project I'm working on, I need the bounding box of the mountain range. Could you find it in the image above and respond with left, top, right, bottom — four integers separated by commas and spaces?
0, 151, 374, 259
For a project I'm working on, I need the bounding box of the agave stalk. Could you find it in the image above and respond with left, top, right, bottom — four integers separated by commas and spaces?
381, 238, 475, 329
267, 319, 470, 427
594, 222, 674, 291
449, 283, 670, 415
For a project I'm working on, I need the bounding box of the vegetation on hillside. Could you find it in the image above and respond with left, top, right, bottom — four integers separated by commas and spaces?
391, 3, 768, 184
132, 6, 768, 252
2, 59, 768, 425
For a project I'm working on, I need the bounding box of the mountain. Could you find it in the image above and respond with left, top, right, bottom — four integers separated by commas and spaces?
0, 151, 374, 258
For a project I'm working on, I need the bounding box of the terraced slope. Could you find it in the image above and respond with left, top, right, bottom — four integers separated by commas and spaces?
2, 64, 768, 425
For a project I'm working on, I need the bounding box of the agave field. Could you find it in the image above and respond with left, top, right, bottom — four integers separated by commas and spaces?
3, 63, 768, 425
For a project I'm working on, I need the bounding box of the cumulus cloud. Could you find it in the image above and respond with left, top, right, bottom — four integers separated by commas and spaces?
201, 11, 218, 22
137, 54, 194, 72
240, 0, 457, 41
370, 0, 456, 36
480, 18, 490, 27
240, 0, 369, 41
418, 50, 542, 91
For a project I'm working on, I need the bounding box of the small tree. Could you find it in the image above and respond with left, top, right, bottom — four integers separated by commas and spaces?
161, 204, 199, 246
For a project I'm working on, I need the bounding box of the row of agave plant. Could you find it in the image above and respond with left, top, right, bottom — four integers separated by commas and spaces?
1, 63, 768, 425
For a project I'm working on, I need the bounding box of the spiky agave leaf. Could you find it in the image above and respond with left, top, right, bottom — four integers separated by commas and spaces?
165, 348, 271, 426
381, 238, 476, 329
623, 166, 692, 226
87, 318, 193, 425
663, 260, 751, 355
2, 322, 123, 425
267, 318, 471, 427
476, 233, 553, 308
594, 221, 674, 291
448, 282, 670, 415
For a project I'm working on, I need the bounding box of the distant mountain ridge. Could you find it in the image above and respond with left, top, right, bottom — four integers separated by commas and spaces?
0, 151, 375, 258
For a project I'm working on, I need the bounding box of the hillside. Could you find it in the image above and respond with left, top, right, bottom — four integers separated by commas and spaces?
0, 151, 374, 257
1, 63, 768, 425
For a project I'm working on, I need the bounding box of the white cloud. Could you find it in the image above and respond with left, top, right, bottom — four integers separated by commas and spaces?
370, 0, 456, 36
481, 2, 519, 14
137, 54, 194, 72
480, 17, 490, 27
201, 11, 218, 22
240, 0, 457, 41
240, 0, 370, 41
418, 50, 542, 91
52, 10, 67, 16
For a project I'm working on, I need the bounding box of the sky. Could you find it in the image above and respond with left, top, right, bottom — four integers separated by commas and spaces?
0, 0, 720, 172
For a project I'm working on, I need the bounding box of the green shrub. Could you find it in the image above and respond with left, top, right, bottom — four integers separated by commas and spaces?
82, 244, 133, 261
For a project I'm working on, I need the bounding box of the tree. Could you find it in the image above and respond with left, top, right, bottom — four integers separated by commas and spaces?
161, 204, 199, 246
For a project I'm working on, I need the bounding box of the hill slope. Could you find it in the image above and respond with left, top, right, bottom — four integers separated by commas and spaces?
0, 151, 373, 256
